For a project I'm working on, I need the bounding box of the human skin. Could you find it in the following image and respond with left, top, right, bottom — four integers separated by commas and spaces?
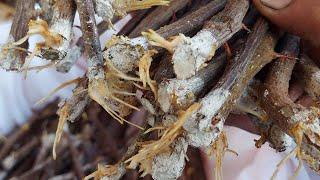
253, 0, 320, 60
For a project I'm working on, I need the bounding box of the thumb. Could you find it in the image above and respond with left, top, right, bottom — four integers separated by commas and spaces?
253, 0, 320, 59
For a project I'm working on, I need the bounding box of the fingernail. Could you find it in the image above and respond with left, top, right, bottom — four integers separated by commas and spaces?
261, 0, 293, 9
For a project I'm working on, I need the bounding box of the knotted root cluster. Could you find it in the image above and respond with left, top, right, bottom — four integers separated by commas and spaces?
1, 0, 320, 179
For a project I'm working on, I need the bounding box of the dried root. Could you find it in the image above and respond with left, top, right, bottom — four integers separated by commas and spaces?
210, 132, 227, 180
125, 103, 200, 176
13, 19, 63, 48
2, 19, 64, 75
138, 50, 158, 96
237, 85, 294, 152
53, 100, 70, 160
104, 36, 145, 74
88, 78, 141, 128
94, 0, 170, 27
53, 79, 89, 159
183, 18, 271, 147
84, 163, 125, 180
36, 77, 83, 105
114, 0, 170, 14
271, 123, 305, 180
150, 137, 188, 180
142, 29, 180, 53
50, 0, 77, 72
9, 0, 75, 73
104, 36, 158, 97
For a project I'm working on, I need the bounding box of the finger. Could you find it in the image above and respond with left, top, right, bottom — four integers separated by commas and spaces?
225, 114, 258, 134
252, 0, 320, 47
296, 95, 314, 107
304, 43, 320, 65
288, 81, 304, 102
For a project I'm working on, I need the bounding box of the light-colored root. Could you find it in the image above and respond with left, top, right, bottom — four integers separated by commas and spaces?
112, 94, 139, 111
271, 146, 298, 180
84, 163, 125, 180
271, 123, 304, 180
106, 60, 142, 82
138, 50, 158, 96
88, 79, 142, 129
142, 29, 180, 52
52, 102, 70, 160
12, 19, 63, 48
2, 46, 32, 54
144, 126, 165, 134
36, 77, 83, 105
125, 103, 200, 175
7, 19, 64, 76
208, 132, 236, 180
20, 61, 55, 72
27, 19, 63, 47
89, 79, 126, 124
114, 0, 170, 14
21, 46, 42, 79
113, 90, 136, 96
213, 133, 226, 180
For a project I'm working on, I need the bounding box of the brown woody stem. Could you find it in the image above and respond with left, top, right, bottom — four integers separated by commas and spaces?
129, 0, 190, 38
258, 34, 320, 173
0, 0, 36, 70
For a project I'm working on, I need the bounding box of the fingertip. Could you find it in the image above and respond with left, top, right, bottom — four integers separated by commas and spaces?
253, 0, 320, 47
252, 0, 294, 28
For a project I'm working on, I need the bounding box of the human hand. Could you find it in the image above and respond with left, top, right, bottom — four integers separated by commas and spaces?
253, 0, 320, 61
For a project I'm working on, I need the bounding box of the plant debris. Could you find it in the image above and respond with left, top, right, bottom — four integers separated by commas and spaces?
1, 0, 320, 179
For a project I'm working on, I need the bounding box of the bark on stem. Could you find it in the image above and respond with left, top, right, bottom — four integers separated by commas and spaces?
76, 0, 104, 80
158, 54, 226, 113
58, 79, 90, 123
237, 85, 294, 152
49, 0, 77, 72
118, 10, 150, 36
183, 18, 272, 147
0, 0, 36, 70
156, 0, 227, 38
296, 55, 320, 100
105, 0, 227, 77
129, 0, 190, 38
258, 34, 320, 173
120, 0, 227, 47
143, 0, 248, 79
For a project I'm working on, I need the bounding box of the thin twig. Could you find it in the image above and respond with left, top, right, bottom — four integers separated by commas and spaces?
129, 0, 190, 38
